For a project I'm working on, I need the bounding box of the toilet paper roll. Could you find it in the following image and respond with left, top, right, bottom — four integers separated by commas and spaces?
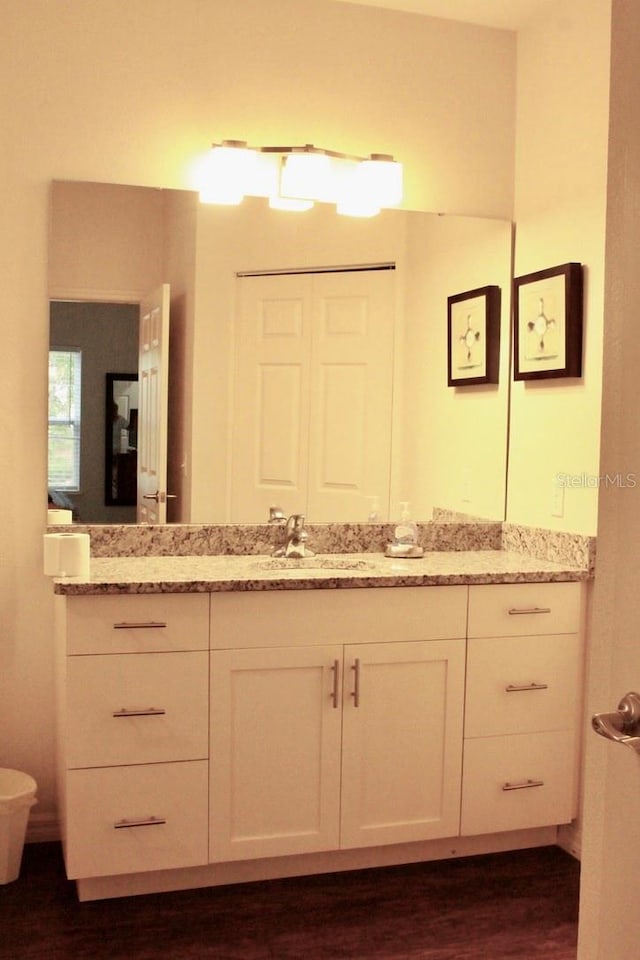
43, 533, 90, 578
47, 508, 73, 525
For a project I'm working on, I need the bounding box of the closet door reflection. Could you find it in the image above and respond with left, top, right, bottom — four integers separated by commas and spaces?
105, 373, 138, 506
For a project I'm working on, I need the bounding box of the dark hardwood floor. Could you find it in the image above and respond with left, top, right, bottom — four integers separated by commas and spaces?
0, 843, 579, 960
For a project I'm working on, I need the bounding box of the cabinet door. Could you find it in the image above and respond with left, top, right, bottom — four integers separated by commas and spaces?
210, 645, 343, 862
340, 639, 465, 848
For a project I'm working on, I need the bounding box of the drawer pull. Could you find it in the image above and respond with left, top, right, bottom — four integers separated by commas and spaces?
505, 682, 549, 693
113, 816, 167, 829
502, 778, 544, 792
508, 606, 552, 616
112, 707, 167, 718
113, 621, 168, 630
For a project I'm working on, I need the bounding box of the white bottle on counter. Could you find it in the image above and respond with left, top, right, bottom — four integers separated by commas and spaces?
394, 502, 418, 544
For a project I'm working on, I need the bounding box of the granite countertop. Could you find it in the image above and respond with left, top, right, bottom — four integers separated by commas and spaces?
52, 550, 590, 596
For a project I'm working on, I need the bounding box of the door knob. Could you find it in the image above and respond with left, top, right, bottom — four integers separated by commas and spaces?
592, 692, 640, 754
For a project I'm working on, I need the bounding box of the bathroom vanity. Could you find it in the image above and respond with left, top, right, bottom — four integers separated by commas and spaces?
52, 548, 587, 901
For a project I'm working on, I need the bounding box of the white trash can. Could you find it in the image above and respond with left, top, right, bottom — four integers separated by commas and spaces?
0, 769, 38, 884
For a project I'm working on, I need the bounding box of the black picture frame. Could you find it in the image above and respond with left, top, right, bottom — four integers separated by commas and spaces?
447, 285, 501, 387
513, 262, 583, 380
105, 372, 138, 506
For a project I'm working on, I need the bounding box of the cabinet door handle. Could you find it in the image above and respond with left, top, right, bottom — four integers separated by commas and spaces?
351, 658, 361, 707
505, 682, 549, 693
112, 707, 167, 718
113, 621, 167, 630
502, 778, 544, 792
330, 659, 340, 708
113, 816, 167, 829
507, 606, 551, 616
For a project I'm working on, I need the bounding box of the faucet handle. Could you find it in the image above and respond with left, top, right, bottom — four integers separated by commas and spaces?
286, 513, 306, 533
269, 505, 286, 524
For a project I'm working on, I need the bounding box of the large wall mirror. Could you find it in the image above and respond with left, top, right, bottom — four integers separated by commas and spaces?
48, 180, 513, 525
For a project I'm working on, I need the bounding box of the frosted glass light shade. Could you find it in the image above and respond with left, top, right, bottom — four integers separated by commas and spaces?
280, 151, 333, 202
199, 142, 258, 205
336, 196, 380, 217
334, 158, 380, 217
268, 195, 314, 212
357, 155, 403, 208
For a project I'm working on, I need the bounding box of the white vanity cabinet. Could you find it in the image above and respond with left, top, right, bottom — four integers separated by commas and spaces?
461, 582, 583, 836
209, 587, 466, 863
54, 575, 586, 900
55, 593, 210, 880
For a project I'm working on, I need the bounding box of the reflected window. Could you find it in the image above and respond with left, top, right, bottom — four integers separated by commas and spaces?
48, 348, 82, 491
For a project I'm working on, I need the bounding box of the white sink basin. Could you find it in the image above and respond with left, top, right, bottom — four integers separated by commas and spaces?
252, 557, 377, 572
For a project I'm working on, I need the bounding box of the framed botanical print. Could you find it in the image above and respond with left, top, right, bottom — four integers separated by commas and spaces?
513, 262, 583, 380
447, 285, 501, 386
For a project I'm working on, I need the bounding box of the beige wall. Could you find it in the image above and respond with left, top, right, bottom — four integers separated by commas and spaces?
49, 182, 164, 301
402, 214, 513, 520
506, 0, 611, 535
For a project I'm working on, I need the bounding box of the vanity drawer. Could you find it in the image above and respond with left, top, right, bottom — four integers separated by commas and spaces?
64, 760, 209, 879
66, 651, 209, 768
460, 731, 576, 836
65, 594, 209, 654
468, 582, 582, 638
210, 585, 468, 649
465, 633, 582, 737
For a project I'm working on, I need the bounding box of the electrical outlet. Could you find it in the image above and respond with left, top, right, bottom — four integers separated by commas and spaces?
551, 477, 564, 517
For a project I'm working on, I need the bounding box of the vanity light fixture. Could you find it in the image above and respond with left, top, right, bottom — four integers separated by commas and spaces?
197, 140, 259, 205
197, 140, 403, 216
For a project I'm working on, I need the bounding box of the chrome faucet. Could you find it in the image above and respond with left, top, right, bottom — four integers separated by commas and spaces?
272, 514, 315, 558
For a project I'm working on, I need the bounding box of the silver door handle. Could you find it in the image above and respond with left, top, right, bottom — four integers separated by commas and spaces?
592, 691, 640, 754
143, 492, 176, 502
351, 658, 361, 708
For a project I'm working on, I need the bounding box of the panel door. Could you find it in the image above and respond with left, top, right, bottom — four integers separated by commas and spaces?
340, 638, 465, 849
230, 274, 312, 522
308, 269, 395, 521
231, 269, 395, 523
210, 644, 343, 862
137, 283, 170, 522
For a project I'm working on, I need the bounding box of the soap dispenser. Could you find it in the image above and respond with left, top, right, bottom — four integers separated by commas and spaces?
395, 502, 418, 544
385, 502, 424, 558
